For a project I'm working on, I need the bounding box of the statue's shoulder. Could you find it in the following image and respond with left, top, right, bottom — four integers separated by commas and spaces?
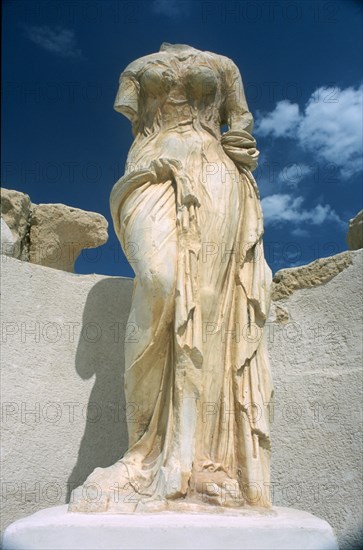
202, 51, 238, 74
203, 51, 230, 62
121, 52, 168, 77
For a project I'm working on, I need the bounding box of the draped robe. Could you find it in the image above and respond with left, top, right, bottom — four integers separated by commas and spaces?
69, 44, 273, 513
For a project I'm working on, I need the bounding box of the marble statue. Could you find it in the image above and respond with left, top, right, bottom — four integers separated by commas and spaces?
69, 43, 273, 513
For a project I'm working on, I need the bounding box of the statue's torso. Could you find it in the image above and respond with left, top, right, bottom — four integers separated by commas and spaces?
124, 50, 227, 140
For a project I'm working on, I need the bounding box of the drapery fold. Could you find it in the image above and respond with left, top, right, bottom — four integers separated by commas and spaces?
109, 147, 273, 507
69, 46, 273, 513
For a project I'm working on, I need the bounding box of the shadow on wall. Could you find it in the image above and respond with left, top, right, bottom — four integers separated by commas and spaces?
66, 277, 133, 501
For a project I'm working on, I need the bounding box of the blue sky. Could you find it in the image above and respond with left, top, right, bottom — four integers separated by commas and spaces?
2, 0, 362, 277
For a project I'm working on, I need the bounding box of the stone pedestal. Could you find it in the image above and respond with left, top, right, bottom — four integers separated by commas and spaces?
2, 505, 338, 550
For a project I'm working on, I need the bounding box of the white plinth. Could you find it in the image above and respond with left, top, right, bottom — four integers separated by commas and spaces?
2, 505, 338, 550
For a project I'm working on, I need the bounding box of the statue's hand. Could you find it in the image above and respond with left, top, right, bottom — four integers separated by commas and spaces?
149, 158, 200, 208
150, 158, 182, 181
221, 129, 256, 149
221, 130, 259, 171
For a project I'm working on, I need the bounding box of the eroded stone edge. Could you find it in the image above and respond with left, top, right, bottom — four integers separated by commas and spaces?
271, 250, 354, 301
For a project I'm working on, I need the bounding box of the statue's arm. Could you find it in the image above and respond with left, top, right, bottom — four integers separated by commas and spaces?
221, 58, 253, 134
219, 57, 259, 171
114, 70, 139, 125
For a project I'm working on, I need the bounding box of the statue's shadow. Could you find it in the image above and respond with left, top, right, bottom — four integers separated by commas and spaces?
66, 277, 133, 501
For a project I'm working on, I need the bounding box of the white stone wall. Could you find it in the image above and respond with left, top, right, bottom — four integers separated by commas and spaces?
1, 251, 362, 549
0, 257, 133, 536
268, 250, 363, 550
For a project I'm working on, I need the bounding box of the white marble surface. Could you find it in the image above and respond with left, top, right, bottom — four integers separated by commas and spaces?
71, 41, 274, 513
1, 252, 362, 547
2, 505, 338, 550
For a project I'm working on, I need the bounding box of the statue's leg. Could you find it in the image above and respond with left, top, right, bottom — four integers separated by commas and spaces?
191, 159, 244, 506
69, 181, 178, 512
120, 181, 177, 449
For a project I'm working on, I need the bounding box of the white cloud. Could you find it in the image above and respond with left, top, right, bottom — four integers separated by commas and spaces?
291, 227, 310, 238
261, 193, 343, 228
255, 84, 363, 179
255, 100, 300, 138
24, 26, 83, 59
277, 163, 312, 188
151, 0, 190, 17
298, 85, 363, 178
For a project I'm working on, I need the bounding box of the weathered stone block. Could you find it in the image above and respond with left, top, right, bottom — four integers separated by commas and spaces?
29, 203, 108, 272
